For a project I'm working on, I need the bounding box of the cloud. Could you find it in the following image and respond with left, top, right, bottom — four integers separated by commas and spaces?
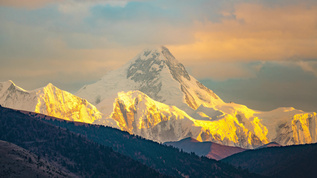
0, 0, 136, 9
296, 60, 317, 77
200, 61, 317, 112
0, 22, 141, 92
168, 2, 317, 62
0, 0, 60, 9
0, 17, 142, 92
0, 45, 140, 92
1, 0, 317, 95
184, 61, 258, 81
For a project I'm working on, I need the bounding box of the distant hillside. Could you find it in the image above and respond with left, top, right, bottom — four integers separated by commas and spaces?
0, 105, 166, 178
17, 107, 255, 177
165, 137, 246, 160
0, 140, 76, 177
222, 143, 317, 177
256, 142, 281, 149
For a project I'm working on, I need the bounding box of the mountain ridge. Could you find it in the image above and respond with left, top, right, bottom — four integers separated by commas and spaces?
0, 105, 166, 177
222, 142, 317, 177
1, 46, 317, 149
0, 80, 102, 124
0, 105, 255, 177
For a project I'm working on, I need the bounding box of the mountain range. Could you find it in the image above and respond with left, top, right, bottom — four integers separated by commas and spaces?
1, 46, 317, 149
0, 105, 253, 177
0, 80, 101, 124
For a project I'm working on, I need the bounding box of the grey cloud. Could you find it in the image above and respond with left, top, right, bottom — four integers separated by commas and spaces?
200, 61, 317, 112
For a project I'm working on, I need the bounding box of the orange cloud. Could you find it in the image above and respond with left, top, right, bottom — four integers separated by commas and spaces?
168, 3, 317, 62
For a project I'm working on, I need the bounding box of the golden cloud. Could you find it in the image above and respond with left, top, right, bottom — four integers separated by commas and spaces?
168, 3, 317, 62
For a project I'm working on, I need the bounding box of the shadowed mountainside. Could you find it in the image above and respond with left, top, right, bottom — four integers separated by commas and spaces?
9, 106, 256, 178
0, 140, 77, 178
165, 137, 246, 160
0, 105, 166, 178
222, 143, 317, 177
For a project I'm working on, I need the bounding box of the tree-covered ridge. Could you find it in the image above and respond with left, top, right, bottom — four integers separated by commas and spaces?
32, 110, 255, 177
0, 105, 166, 178
223, 143, 317, 177
0, 140, 77, 177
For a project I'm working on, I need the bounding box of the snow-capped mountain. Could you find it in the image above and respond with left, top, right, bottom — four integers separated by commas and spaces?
105, 90, 317, 148
104, 90, 200, 142
116, 93, 316, 148
0, 80, 102, 123
2, 46, 316, 149
76, 46, 224, 115
105, 91, 266, 147
76, 46, 317, 148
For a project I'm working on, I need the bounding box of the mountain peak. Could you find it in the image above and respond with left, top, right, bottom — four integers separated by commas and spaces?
45, 83, 54, 88
0, 80, 102, 124
6, 80, 14, 84
3, 80, 17, 87
127, 46, 191, 83
41, 83, 57, 91
130, 46, 177, 64
149, 45, 175, 59
0, 80, 26, 93
77, 46, 224, 110
143, 45, 166, 52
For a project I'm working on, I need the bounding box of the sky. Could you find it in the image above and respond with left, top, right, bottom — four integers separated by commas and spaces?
0, 0, 316, 112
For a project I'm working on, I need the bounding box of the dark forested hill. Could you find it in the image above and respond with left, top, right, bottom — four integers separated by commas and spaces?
1, 106, 256, 177
0, 140, 78, 177
0, 105, 166, 178
39, 114, 255, 177
222, 143, 317, 178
